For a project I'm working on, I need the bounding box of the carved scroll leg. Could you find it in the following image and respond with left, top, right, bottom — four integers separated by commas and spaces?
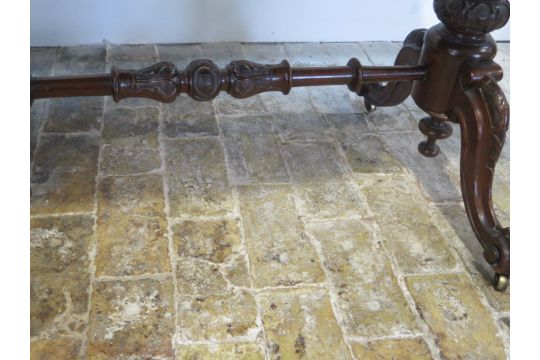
450, 64, 510, 291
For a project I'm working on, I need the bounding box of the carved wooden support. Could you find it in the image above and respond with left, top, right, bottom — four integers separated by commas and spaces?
111, 62, 181, 103
31, 60, 426, 105
355, 28, 426, 111
451, 61, 510, 282
29, 0, 511, 291
411, 0, 510, 290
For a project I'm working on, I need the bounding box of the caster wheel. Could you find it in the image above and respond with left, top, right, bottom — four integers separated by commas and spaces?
364, 99, 376, 113
493, 274, 509, 292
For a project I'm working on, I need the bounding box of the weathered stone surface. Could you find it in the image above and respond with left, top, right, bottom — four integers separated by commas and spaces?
172, 218, 251, 290
381, 132, 462, 202
433, 203, 509, 312
29, 42, 510, 359
492, 173, 510, 217
366, 105, 417, 132
109, 44, 158, 64
30, 99, 48, 161
176, 256, 252, 292
272, 111, 332, 142
220, 116, 289, 185
242, 43, 287, 62
308, 87, 364, 114
260, 87, 315, 114
164, 138, 234, 217
157, 43, 202, 64
359, 42, 401, 66
340, 134, 403, 174
284, 43, 332, 66
307, 220, 418, 337
434, 123, 460, 170
31, 47, 57, 76
406, 274, 506, 360
97, 174, 165, 218
176, 343, 265, 360
176, 257, 229, 295
215, 93, 267, 116
292, 178, 368, 221
325, 113, 373, 137
31, 215, 93, 337
495, 43, 510, 101
350, 338, 433, 360
31, 338, 83, 360
220, 258, 252, 288
259, 287, 352, 360
176, 289, 258, 342
323, 42, 371, 67
202, 43, 243, 68
281, 141, 346, 181
238, 185, 324, 288
31, 134, 99, 215
281, 142, 370, 220
172, 218, 242, 263
101, 107, 161, 176
54, 45, 106, 75
356, 175, 459, 274
88, 279, 175, 359
95, 215, 170, 277
501, 316, 509, 328
162, 96, 218, 138
45, 97, 104, 133
499, 317, 510, 355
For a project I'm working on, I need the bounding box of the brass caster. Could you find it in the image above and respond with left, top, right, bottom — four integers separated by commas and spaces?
493, 274, 509, 292
364, 99, 377, 113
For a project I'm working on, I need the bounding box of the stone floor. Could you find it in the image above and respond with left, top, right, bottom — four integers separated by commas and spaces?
30, 41, 510, 360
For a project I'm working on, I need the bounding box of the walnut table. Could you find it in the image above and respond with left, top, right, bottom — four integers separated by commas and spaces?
30, 0, 511, 290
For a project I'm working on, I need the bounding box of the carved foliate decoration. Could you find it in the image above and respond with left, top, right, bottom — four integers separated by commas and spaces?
186, 59, 221, 101
111, 62, 180, 103
434, 0, 510, 34
482, 80, 509, 176
458, 61, 509, 176
226, 60, 292, 99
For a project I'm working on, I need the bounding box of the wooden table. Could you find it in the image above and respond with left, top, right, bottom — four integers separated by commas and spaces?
30, 0, 511, 291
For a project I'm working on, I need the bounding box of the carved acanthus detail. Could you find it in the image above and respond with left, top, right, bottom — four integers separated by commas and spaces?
459, 61, 509, 175
226, 60, 292, 99
434, 0, 510, 34
111, 62, 181, 103
482, 79, 509, 176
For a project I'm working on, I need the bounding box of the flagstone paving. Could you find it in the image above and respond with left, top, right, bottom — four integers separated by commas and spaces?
30, 42, 510, 359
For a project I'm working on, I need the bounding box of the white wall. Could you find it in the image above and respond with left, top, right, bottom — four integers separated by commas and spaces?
30, 0, 509, 46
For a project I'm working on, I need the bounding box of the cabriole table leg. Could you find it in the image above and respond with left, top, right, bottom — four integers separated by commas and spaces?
412, 0, 510, 290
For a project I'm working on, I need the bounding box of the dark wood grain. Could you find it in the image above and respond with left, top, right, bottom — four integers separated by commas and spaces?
411, 0, 510, 290
31, 61, 426, 104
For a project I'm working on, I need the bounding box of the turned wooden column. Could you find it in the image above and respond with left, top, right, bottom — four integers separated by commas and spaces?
411, 0, 510, 290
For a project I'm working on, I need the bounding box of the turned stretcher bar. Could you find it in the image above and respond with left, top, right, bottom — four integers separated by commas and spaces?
30, 59, 426, 103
